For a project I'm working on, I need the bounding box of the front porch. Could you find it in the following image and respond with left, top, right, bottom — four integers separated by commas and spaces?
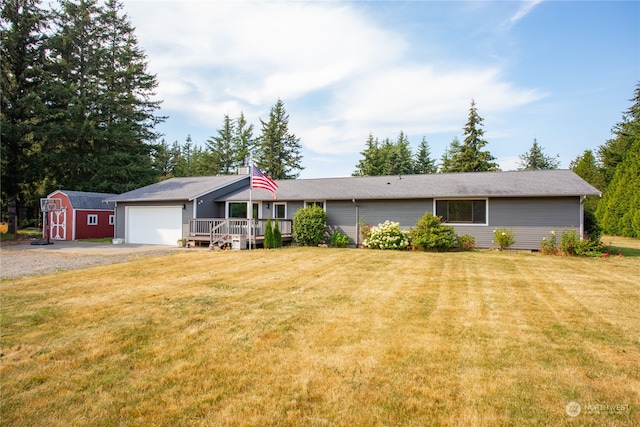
188, 218, 293, 248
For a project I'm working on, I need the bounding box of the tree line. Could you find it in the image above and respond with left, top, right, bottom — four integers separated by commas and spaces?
353, 99, 559, 176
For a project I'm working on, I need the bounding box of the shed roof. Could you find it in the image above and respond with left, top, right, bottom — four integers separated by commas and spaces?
107, 175, 247, 202
49, 190, 116, 210
225, 170, 602, 201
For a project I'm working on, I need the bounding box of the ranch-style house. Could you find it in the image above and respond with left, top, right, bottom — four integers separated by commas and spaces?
106, 169, 600, 250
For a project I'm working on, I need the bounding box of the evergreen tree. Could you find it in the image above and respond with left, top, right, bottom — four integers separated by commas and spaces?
570, 149, 606, 235
207, 114, 235, 174
598, 83, 640, 186
232, 111, 254, 168
43, 0, 162, 193
263, 217, 273, 248
596, 137, 640, 238
386, 131, 413, 175
353, 132, 380, 176
272, 220, 282, 248
439, 137, 462, 173
457, 99, 499, 172
414, 136, 437, 174
1, 0, 50, 233
518, 138, 560, 170
152, 139, 178, 178
256, 99, 304, 179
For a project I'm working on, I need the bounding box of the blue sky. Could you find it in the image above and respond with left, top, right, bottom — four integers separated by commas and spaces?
122, 0, 639, 178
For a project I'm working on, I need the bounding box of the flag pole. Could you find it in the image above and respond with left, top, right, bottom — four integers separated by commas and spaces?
249, 162, 253, 250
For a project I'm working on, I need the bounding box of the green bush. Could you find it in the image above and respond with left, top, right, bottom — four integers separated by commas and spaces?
409, 212, 457, 251
330, 230, 350, 248
492, 227, 515, 251
457, 234, 476, 251
363, 220, 409, 250
292, 206, 328, 246
272, 220, 282, 248
540, 230, 559, 255
263, 218, 274, 248
560, 229, 606, 257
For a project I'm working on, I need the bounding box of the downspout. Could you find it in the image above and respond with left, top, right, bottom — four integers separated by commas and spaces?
113, 202, 117, 239
579, 195, 586, 239
352, 199, 358, 246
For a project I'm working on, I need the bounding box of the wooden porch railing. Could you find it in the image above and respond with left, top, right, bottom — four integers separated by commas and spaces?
188, 218, 293, 246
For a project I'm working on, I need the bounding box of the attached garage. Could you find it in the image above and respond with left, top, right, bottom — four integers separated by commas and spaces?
126, 206, 182, 245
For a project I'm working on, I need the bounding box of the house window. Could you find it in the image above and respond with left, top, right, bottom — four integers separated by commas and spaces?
109, 215, 115, 225
273, 203, 287, 219
305, 201, 325, 210
88, 214, 98, 225
435, 199, 487, 224
228, 202, 259, 219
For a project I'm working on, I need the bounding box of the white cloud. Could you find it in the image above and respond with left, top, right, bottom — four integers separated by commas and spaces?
124, 0, 546, 159
509, 0, 544, 26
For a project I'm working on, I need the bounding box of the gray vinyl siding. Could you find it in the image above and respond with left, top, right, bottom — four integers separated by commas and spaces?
452, 197, 582, 250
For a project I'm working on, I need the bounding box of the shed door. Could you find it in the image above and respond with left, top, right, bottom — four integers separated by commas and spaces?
49, 210, 66, 240
126, 206, 182, 245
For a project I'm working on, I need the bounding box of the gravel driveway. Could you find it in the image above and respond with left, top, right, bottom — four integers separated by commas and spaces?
1, 241, 179, 280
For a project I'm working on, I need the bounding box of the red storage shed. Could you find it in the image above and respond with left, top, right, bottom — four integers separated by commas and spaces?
44, 190, 116, 241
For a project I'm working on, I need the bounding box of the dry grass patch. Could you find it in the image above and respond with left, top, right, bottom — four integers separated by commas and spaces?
1, 248, 639, 426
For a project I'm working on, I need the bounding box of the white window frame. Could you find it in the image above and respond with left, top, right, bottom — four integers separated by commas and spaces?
225, 201, 261, 219
273, 202, 287, 219
304, 200, 326, 211
109, 214, 115, 225
88, 214, 98, 226
433, 198, 489, 226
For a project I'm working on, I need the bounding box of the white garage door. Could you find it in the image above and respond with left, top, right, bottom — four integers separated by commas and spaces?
126, 206, 182, 245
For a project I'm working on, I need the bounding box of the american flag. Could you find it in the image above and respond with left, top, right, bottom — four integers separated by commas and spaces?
251, 165, 278, 199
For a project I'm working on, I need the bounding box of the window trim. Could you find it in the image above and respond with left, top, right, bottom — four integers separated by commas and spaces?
87, 214, 98, 226
433, 198, 489, 226
109, 214, 115, 225
273, 202, 287, 219
225, 201, 261, 219
304, 200, 326, 211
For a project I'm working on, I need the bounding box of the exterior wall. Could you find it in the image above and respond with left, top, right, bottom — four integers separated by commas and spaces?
113, 200, 191, 240
322, 199, 432, 246
75, 210, 114, 239
451, 197, 582, 250
46, 191, 72, 240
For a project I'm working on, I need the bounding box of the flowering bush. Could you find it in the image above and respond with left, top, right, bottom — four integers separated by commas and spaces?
540, 230, 558, 255
363, 220, 410, 250
560, 229, 606, 257
492, 227, 515, 250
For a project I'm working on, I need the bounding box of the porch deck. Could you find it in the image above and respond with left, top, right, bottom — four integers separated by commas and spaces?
188, 218, 293, 248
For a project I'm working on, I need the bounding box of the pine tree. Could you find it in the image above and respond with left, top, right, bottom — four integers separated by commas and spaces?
457, 99, 499, 172
1, 0, 50, 232
44, 0, 162, 193
518, 139, 560, 170
414, 137, 437, 174
598, 84, 640, 186
388, 131, 414, 175
272, 220, 282, 248
207, 114, 235, 174
439, 137, 462, 173
570, 149, 606, 235
256, 99, 304, 179
233, 111, 254, 169
263, 217, 273, 248
353, 132, 380, 176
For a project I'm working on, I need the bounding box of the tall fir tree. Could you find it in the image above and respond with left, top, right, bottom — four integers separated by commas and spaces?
1, 0, 50, 232
207, 114, 236, 174
232, 111, 254, 169
386, 131, 413, 175
457, 99, 499, 172
598, 83, 640, 187
353, 132, 380, 176
44, 0, 163, 193
518, 138, 560, 170
256, 99, 304, 179
596, 137, 640, 238
439, 137, 462, 173
414, 136, 437, 174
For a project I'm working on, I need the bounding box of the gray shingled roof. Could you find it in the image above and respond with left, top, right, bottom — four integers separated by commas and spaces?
107, 175, 247, 202
225, 170, 601, 201
51, 190, 117, 210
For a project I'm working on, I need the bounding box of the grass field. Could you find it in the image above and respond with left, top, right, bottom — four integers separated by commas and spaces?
1, 247, 639, 426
